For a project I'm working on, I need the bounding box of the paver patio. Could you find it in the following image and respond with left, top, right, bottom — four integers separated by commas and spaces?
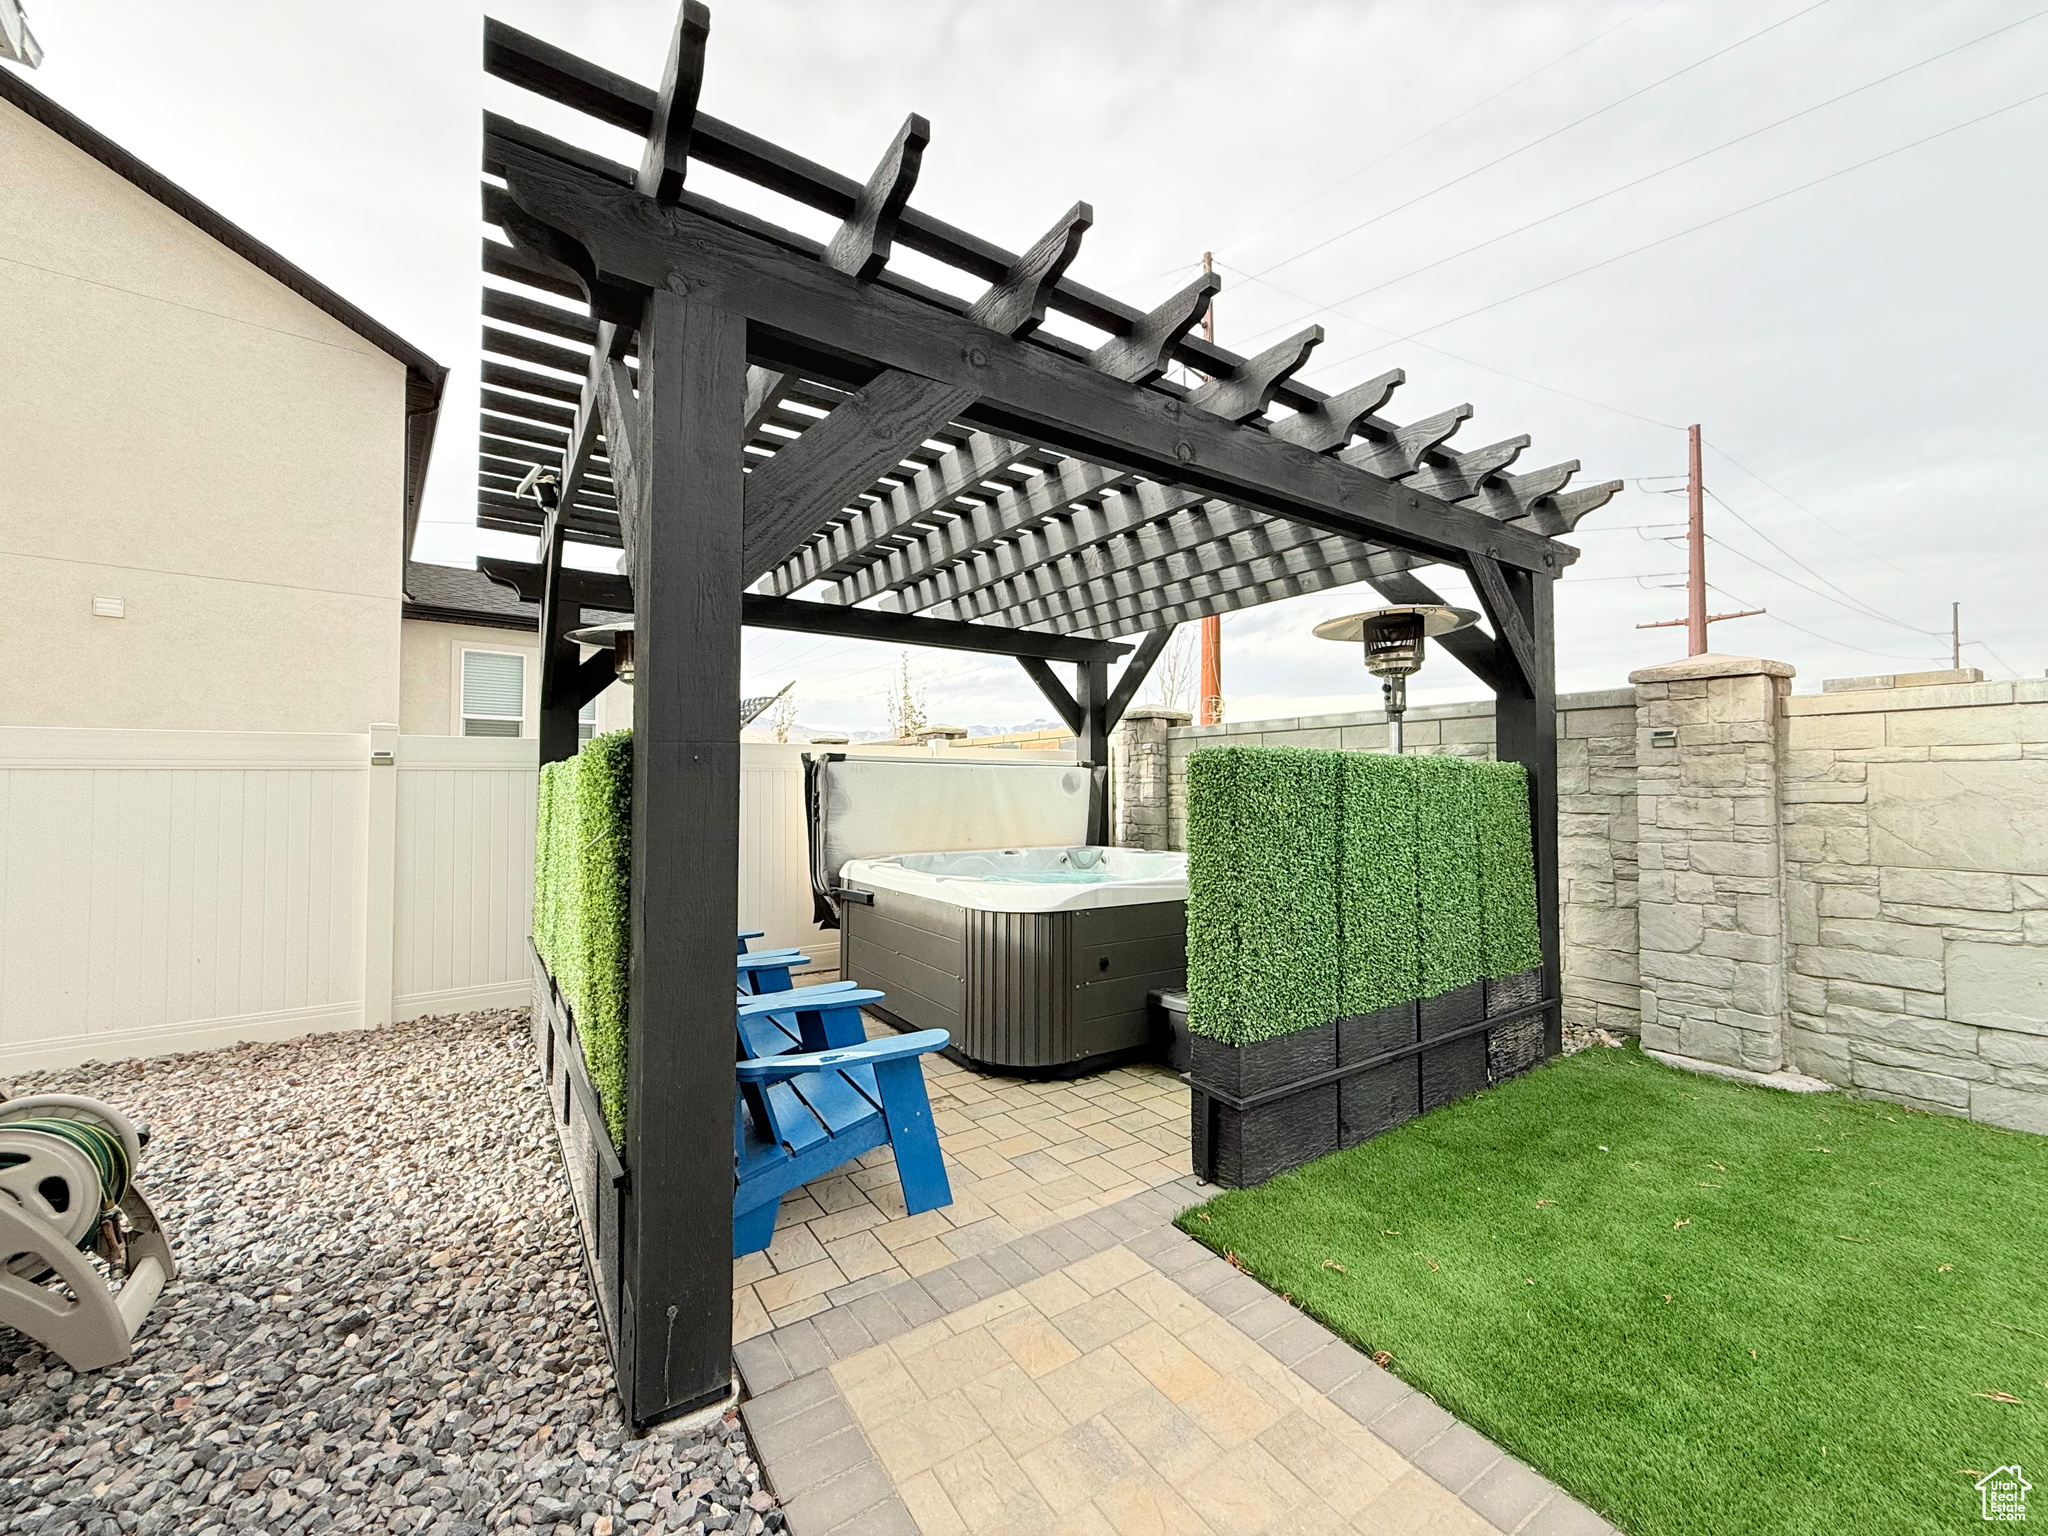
734, 1012, 1193, 1342
733, 1005, 1621, 1536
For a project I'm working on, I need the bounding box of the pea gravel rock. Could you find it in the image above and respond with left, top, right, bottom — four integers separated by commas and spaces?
0, 1011, 778, 1536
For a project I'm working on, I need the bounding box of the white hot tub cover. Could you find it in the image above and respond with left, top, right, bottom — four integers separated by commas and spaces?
805, 753, 1094, 919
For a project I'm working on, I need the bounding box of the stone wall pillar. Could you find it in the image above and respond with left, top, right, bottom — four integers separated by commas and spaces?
1631, 655, 1796, 1072
1110, 706, 1189, 849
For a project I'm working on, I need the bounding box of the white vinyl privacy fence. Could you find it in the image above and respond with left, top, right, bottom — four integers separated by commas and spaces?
0, 731, 969, 1073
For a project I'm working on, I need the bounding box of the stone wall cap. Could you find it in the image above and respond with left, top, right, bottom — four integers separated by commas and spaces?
1822, 667, 1982, 693
1119, 706, 1193, 723
1628, 653, 1795, 684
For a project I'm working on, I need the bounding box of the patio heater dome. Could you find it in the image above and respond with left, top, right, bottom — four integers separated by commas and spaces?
1312, 604, 1477, 752
567, 617, 634, 683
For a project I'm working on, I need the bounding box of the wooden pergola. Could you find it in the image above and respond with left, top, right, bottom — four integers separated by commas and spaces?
474, 2, 1616, 1427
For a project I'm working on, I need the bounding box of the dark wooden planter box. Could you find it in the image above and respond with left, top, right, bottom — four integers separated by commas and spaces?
1339, 1002, 1418, 1148
1190, 1023, 1337, 1188
1189, 966, 1553, 1188
1485, 968, 1547, 1083
529, 943, 627, 1363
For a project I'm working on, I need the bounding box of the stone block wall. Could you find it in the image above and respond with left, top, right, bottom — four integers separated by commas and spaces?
1108, 706, 1187, 851
1778, 676, 2048, 1131
1115, 663, 2048, 1136
1631, 656, 1794, 1072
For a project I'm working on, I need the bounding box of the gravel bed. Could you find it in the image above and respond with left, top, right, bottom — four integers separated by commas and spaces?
0, 1011, 777, 1536
1563, 1021, 1630, 1055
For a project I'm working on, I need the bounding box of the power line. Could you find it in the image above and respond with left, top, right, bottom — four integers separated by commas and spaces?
1217, 0, 1675, 264
1702, 531, 1938, 636
1228, 8, 2047, 352
1703, 490, 1945, 635
1302, 87, 2048, 379
1701, 439, 1922, 583
1706, 583, 1946, 663
1243, 0, 1836, 282
1963, 639, 2024, 679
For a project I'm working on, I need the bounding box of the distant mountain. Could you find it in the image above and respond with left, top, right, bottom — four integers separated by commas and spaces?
967, 719, 1061, 737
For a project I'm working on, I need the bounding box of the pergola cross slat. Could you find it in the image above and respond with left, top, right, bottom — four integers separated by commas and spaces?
472, 3, 1616, 1430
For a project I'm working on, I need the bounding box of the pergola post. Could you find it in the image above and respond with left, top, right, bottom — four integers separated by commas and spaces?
1487, 568, 1562, 1057
622, 288, 748, 1425
1077, 658, 1111, 845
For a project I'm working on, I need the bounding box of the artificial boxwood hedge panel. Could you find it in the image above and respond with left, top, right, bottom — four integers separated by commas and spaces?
1184, 747, 1341, 1046
1338, 752, 1421, 1014
1412, 753, 1485, 998
532, 733, 634, 1143
1184, 748, 1242, 1044
1239, 747, 1341, 1042
1474, 761, 1543, 978
534, 757, 580, 1006
575, 732, 634, 1144
1187, 743, 1543, 1049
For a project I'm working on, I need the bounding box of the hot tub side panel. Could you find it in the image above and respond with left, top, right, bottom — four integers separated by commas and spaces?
964, 912, 1074, 1071
850, 887, 1188, 1074
843, 888, 967, 1037
1070, 901, 1187, 1062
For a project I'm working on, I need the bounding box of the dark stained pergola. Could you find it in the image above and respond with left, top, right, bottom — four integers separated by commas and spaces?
474, 2, 1617, 1427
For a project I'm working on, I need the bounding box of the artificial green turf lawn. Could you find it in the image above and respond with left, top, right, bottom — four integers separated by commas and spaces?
1180, 1042, 2048, 1536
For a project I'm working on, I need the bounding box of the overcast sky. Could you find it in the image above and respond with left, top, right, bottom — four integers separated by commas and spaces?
19, 1, 2046, 732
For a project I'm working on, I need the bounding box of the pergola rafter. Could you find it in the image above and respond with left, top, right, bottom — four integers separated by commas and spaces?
470, 1, 1617, 1429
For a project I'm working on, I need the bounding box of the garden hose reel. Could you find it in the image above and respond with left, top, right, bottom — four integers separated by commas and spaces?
0, 1093, 176, 1371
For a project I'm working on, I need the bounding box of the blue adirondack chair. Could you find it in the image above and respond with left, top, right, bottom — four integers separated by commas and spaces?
737, 930, 766, 955
736, 948, 864, 1001
733, 988, 952, 1256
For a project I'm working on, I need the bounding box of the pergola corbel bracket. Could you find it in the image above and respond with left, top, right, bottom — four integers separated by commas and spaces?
1466, 549, 1544, 702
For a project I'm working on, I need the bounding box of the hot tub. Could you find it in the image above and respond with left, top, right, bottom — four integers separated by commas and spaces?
839, 846, 1188, 1076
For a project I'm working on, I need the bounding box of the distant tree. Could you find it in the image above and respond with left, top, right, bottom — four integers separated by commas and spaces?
885, 652, 928, 739
1150, 626, 1197, 712
770, 688, 798, 743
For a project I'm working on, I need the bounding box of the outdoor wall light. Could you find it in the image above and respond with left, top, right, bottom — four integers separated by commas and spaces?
1311, 604, 1477, 753
566, 619, 634, 684
515, 463, 562, 511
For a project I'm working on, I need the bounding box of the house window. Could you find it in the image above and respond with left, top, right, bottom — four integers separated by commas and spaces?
579, 696, 598, 742
461, 649, 525, 737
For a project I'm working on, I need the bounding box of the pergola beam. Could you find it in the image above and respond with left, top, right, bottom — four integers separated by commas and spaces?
739, 370, 975, 583
476, 558, 1129, 663
889, 478, 1206, 615
836, 456, 1135, 606
766, 431, 1040, 594
484, 16, 1384, 414
487, 127, 1574, 576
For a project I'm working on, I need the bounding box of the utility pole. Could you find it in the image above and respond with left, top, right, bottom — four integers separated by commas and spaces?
1638, 422, 1763, 652
1685, 424, 1707, 656
1952, 601, 1961, 671
1197, 251, 1223, 725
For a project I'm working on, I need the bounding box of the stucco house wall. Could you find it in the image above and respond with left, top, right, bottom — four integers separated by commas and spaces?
0, 80, 434, 735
